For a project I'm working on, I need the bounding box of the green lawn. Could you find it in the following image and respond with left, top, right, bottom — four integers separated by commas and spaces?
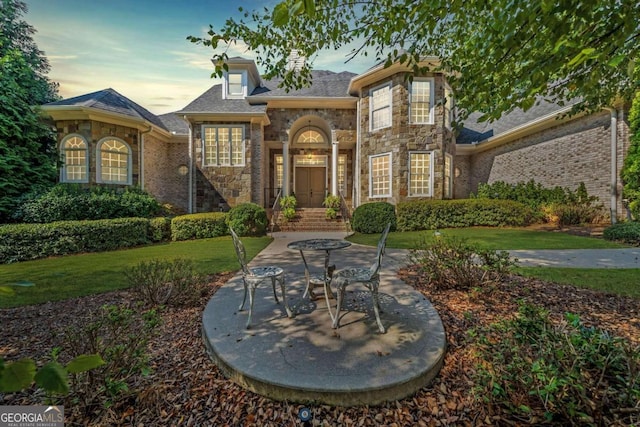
0, 236, 272, 308
347, 227, 627, 250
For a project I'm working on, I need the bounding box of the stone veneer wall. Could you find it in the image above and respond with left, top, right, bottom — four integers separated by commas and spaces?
458, 109, 631, 218
55, 120, 140, 186
358, 73, 455, 204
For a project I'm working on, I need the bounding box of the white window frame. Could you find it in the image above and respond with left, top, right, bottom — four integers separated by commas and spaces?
444, 153, 453, 199
409, 78, 435, 125
338, 154, 347, 196
408, 151, 434, 197
369, 82, 392, 131
96, 137, 132, 185
274, 154, 284, 190
223, 71, 247, 99
369, 152, 392, 198
60, 134, 89, 183
202, 125, 246, 167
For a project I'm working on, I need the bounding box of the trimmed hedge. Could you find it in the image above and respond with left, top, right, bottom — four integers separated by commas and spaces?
149, 217, 172, 242
603, 221, 640, 245
351, 202, 397, 234
0, 218, 150, 264
171, 212, 228, 241
397, 199, 535, 231
227, 203, 268, 236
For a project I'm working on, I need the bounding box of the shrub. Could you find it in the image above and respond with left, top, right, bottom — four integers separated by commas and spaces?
603, 221, 640, 245
14, 184, 161, 223
171, 212, 227, 241
148, 217, 171, 242
279, 195, 297, 222
472, 303, 640, 425
125, 258, 206, 306
410, 235, 515, 290
351, 202, 397, 234
0, 218, 150, 264
397, 199, 535, 231
323, 195, 341, 220
227, 203, 268, 236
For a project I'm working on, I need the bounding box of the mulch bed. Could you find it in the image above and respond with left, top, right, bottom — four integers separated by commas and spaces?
1, 269, 639, 426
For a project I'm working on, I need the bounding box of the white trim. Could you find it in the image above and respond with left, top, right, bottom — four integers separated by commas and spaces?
223, 70, 247, 99
444, 153, 453, 199
96, 137, 132, 185
59, 134, 89, 183
202, 125, 246, 167
409, 78, 435, 125
369, 82, 392, 131
369, 152, 392, 198
408, 151, 434, 197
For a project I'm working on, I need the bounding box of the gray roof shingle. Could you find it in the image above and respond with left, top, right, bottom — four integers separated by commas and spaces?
157, 113, 189, 135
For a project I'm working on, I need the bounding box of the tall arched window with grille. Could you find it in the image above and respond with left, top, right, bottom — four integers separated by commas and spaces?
60, 134, 89, 183
97, 138, 131, 184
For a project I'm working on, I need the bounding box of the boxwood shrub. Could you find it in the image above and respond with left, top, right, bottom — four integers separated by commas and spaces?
227, 203, 268, 236
0, 218, 150, 264
149, 217, 172, 242
171, 212, 228, 241
603, 221, 640, 245
397, 199, 535, 231
351, 202, 397, 234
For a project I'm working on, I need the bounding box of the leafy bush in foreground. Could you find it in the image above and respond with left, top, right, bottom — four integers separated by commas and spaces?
603, 221, 640, 245
227, 203, 268, 236
352, 202, 397, 234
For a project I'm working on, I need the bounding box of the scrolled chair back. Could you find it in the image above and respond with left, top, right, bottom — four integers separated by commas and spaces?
229, 226, 251, 275
369, 222, 392, 277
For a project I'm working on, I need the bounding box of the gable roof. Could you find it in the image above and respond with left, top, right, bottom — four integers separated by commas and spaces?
255, 71, 357, 99
45, 88, 168, 131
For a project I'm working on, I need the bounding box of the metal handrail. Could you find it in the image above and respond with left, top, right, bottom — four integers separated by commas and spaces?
338, 191, 352, 232
270, 188, 283, 234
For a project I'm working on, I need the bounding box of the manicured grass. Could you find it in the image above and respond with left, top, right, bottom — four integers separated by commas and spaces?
347, 227, 627, 250
516, 267, 640, 298
0, 236, 272, 308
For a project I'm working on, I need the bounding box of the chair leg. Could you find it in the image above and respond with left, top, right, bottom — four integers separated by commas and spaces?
270, 276, 279, 303
333, 282, 346, 329
246, 283, 257, 329
370, 281, 386, 333
277, 275, 294, 318
239, 278, 248, 311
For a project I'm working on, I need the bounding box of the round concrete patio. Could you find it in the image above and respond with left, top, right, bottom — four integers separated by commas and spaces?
202, 233, 446, 406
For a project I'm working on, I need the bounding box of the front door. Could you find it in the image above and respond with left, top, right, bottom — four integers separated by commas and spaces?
295, 167, 325, 207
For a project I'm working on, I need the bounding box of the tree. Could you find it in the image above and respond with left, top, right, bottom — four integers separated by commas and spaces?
190, 0, 639, 122
621, 91, 640, 219
0, 0, 59, 222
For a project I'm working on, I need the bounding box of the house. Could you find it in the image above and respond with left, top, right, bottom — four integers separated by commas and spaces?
41, 56, 631, 221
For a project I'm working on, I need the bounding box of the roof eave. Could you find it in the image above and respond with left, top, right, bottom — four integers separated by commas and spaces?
179, 111, 271, 126
348, 57, 442, 95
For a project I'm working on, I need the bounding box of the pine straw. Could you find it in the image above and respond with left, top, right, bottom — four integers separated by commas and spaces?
1, 270, 638, 426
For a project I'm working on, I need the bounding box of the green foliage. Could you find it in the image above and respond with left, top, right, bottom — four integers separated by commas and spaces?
603, 221, 640, 245
410, 235, 515, 290
351, 202, 397, 234
397, 199, 535, 231
325, 207, 337, 220
190, 0, 639, 123
0, 218, 150, 263
472, 303, 640, 425
279, 195, 297, 222
0, 354, 105, 395
621, 91, 640, 219
148, 217, 171, 242
227, 203, 268, 236
0, 1, 59, 222
125, 258, 206, 306
14, 184, 161, 223
323, 195, 341, 219
61, 304, 159, 411
170, 212, 228, 241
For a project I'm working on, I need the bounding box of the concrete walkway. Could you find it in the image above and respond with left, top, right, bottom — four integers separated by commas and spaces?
509, 248, 640, 268
202, 231, 446, 406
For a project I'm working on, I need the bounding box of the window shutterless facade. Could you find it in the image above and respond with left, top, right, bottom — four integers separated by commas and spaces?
60, 134, 88, 183
369, 152, 392, 198
409, 151, 434, 196
369, 82, 391, 131
410, 78, 435, 124
97, 138, 131, 184
203, 125, 245, 166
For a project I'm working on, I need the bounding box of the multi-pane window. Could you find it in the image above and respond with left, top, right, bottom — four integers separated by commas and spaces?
60, 135, 88, 182
226, 72, 244, 98
99, 138, 130, 184
444, 153, 453, 199
370, 83, 391, 130
274, 154, 284, 190
203, 126, 245, 166
298, 129, 324, 143
410, 79, 434, 124
409, 151, 433, 196
369, 153, 391, 198
338, 154, 347, 196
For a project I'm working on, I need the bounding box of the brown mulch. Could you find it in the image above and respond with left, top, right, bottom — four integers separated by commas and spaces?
1, 269, 639, 426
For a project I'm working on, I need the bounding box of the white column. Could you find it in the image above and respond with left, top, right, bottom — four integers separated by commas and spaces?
331, 130, 339, 196
282, 140, 290, 196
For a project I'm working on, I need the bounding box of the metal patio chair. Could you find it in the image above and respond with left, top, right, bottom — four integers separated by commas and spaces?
332, 222, 392, 333
229, 227, 294, 328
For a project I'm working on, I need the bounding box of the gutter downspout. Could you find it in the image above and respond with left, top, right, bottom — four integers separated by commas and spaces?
139, 125, 153, 190
605, 108, 618, 224
355, 90, 362, 208
185, 116, 194, 214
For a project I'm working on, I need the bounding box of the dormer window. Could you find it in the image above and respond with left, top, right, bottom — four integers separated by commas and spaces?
224, 71, 246, 99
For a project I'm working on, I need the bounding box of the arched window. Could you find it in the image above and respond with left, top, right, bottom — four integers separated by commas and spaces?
60, 134, 88, 183
297, 129, 325, 144
97, 138, 131, 184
